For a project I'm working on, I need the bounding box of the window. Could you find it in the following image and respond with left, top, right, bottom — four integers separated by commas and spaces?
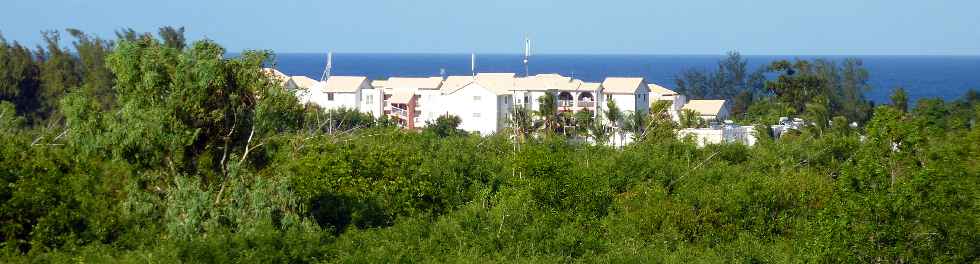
473, 96, 481, 101
366, 95, 373, 104
327, 93, 334, 101
472, 112, 481, 118
606, 94, 613, 101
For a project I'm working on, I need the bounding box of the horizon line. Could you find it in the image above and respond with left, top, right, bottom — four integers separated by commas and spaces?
248, 51, 980, 57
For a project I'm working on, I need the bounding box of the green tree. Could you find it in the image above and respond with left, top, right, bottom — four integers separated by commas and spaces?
0, 33, 41, 118
536, 92, 559, 134
158, 26, 187, 50
66, 29, 115, 111
425, 114, 465, 137
679, 109, 705, 128
36, 30, 81, 118
890, 87, 908, 113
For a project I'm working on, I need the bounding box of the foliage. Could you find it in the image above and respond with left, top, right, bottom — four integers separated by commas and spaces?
890, 87, 909, 113
424, 114, 466, 137
679, 109, 705, 128
1, 32, 978, 263
674, 51, 766, 118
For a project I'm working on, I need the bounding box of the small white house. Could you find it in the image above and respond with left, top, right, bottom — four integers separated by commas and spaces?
648, 83, 687, 122
287, 76, 321, 105
601, 77, 651, 114
316, 76, 373, 113
682, 99, 730, 121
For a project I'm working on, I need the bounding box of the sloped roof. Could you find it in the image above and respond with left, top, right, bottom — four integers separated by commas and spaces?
389, 90, 415, 104
370, 80, 387, 88
648, 83, 678, 96
441, 76, 475, 94
261, 68, 289, 86
288, 76, 319, 90
682, 100, 728, 116
581, 82, 602, 91
475, 73, 516, 95
477, 73, 516, 78
602, 77, 645, 94
385, 77, 443, 90
514, 74, 588, 91
443, 73, 518, 95
324, 76, 368, 93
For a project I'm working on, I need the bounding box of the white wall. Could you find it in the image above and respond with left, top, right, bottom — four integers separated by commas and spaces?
444, 83, 501, 135
496, 95, 513, 132
360, 88, 383, 118
610, 94, 638, 113
416, 89, 444, 126
311, 92, 358, 110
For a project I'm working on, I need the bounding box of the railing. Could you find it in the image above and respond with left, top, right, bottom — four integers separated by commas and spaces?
577, 101, 595, 107
558, 100, 575, 107
390, 107, 409, 118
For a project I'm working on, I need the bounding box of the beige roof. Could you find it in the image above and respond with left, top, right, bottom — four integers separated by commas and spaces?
371, 80, 387, 88
261, 68, 289, 86
581, 82, 601, 91
682, 100, 727, 116
288, 76, 319, 90
385, 77, 443, 90
514, 74, 589, 91
648, 83, 678, 96
477, 73, 516, 78
389, 90, 415, 104
442, 73, 518, 95
602, 77, 645, 94
441, 76, 475, 94
475, 73, 516, 95
324, 76, 368, 93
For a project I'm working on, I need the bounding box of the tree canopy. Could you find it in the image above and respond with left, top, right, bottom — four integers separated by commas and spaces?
0, 29, 978, 263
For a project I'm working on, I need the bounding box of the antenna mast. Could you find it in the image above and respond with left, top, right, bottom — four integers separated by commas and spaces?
523, 37, 531, 77
471, 52, 476, 77
320, 51, 333, 82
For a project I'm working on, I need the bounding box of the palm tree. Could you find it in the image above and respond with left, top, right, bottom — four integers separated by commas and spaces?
509, 106, 535, 145
644, 100, 678, 140
605, 100, 623, 146
679, 109, 705, 128
536, 93, 559, 134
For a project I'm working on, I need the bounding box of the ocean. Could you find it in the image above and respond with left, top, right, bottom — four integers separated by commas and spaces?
272, 53, 980, 104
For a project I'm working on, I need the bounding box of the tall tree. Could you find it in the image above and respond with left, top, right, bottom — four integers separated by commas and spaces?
35, 31, 81, 118
0, 33, 41, 117
536, 93, 559, 134
158, 26, 187, 50
890, 87, 908, 113
66, 29, 115, 110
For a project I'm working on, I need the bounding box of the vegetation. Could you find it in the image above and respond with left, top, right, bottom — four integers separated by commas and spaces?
1, 28, 978, 263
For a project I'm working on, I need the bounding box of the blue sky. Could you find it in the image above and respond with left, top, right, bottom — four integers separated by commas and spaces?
2, 0, 979, 55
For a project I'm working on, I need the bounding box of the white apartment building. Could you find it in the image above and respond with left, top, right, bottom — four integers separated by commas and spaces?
440, 73, 515, 135
269, 68, 731, 140
377, 77, 443, 129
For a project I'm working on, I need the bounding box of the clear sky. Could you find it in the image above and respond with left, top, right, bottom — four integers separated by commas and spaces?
2, 0, 978, 55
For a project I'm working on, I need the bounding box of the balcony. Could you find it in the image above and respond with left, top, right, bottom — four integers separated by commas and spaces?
577, 101, 595, 107
558, 100, 575, 107
389, 107, 409, 119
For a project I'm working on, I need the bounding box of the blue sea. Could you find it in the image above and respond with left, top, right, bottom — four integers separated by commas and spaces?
273, 53, 980, 104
